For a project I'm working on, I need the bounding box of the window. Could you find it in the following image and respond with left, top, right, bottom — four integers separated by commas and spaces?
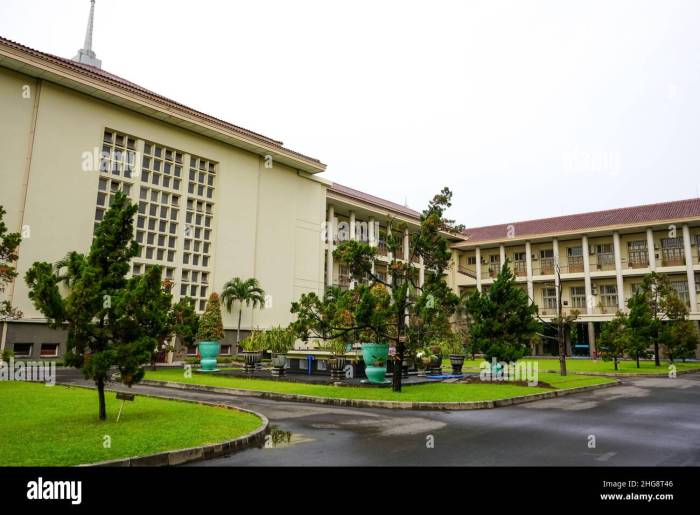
670, 281, 690, 306
628, 240, 648, 266
567, 246, 584, 271
12, 343, 32, 357
489, 254, 500, 264
513, 252, 526, 262
540, 249, 554, 259
570, 286, 587, 309
40, 343, 59, 357
542, 287, 557, 309
661, 237, 685, 265
220, 345, 232, 356
600, 285, 618, 307
567, 246, 582, 257
467, 256, 477, 265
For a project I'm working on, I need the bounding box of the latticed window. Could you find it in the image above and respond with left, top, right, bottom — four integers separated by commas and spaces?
670, 281, 690, 306
600, 284, 618, 307
628, 240, 648, 266
542, 287, 557, 309
570, 286, 587, 308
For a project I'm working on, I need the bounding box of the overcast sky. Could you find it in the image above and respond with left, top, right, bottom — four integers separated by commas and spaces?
2, 0, 699, 227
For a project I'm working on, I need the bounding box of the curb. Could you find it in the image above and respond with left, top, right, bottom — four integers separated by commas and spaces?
457, 367, 700, 379
140, 378, 621, 411
59, 383, 269, 467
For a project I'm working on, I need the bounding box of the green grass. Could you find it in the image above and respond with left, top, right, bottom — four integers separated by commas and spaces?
0, 382, 263, 466
144, 368, 615, 402
453, 358, 700, 375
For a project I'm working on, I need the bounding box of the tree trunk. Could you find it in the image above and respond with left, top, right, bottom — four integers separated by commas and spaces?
558, 325, 567, 376
654, 340, 660, 367
97, 376, 107, 421
614, 357, 618, 371
636, 352, 640, 368
236, 310, 242, 347
392, 313, 405, 392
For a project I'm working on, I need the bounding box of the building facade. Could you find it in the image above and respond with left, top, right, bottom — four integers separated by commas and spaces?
1, 32, 699, 361
451, 200, 700, 357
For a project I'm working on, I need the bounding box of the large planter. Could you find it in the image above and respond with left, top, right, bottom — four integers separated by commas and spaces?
361, 343, 389, 384
449, 354, 466, 374
271, 353, 287, 377
242, 351, 262, 374
328, 356, 347, 381
426, 354, 443, 376
198, 341, 221, 372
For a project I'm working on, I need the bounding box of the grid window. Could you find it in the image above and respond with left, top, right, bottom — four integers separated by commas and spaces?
570, 286, 587, 308
180, 268, 210, 311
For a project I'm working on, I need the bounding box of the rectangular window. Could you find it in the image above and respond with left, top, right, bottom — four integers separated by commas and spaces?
600, 284, 618, 307
40, 343, 59, 357
467, 256, 477, 265
670, 281, 690, 305
661, 238, 685, 265
628, 240, 649, 267
12, 343, 32, 357
542, 287, 557, 310
570, 286, 587, 308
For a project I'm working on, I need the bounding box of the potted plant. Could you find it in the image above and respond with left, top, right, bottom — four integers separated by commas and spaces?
321, 338, 348, 380
240, 329, 265, 373
196, 292, 225, 372
267, 326, 295, 377
361, 341, 389, 383
426, 342, 444, 376
443, 334, 466, 374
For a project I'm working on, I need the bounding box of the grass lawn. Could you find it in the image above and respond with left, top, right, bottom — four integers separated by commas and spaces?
144, 368, 615, 402
0, 382, 263, 466
453, 358, 700, 375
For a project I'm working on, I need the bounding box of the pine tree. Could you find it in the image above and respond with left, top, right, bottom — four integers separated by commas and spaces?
25, 192, 173, 420
197, 292, 225, 341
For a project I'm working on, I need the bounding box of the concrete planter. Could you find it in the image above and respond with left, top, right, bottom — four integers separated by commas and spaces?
449, 354, 466, 374
361, 343, 389, 383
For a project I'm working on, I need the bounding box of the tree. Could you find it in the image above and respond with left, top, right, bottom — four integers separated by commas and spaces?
172, 297, 200, 352
221, 277, 265, 348
635, 272, 676, 366
25, 192, 173, 420
599, 312, 630, 370
197, 292, 225, 341
464, 261, 539, 363
626, 291, 654, 367
659, 291, 697, 363
332, 187, 462, 392
0, 205, 22, 322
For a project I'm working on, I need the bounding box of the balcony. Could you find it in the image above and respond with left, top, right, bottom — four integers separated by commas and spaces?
566, 255, 584, 273
661, 249, 685, 267
627, 251, 649, 268
513, 261, 527, 277
457, 265, 477, 278
535, 257, 555, 275
488, 264, 500, 278
593, 253, 615, 271
376, 243, 388, 257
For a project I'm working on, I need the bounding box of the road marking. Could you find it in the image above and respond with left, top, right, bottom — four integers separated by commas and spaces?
596, 451, 617, 462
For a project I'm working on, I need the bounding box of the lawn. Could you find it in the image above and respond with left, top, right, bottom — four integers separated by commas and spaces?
0, 382, 263, 466
453, 358, 700, 375
144, 368, 615, 402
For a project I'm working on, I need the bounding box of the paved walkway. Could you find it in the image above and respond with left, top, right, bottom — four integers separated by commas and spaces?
55, 368, 700, 466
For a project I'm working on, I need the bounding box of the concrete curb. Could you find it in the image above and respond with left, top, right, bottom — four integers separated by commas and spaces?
140, 378, 621, 411
481, 368, 700, 379
59, 384, 269, 467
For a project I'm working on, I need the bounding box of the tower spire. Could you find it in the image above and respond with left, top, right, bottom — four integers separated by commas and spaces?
73, 0, 101, 68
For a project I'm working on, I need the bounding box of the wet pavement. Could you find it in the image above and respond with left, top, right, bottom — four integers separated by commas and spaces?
55, 368, 700, 466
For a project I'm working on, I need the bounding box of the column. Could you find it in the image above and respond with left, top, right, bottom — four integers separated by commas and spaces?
326, 205, 334, 288
613, 232, 625, 311
588, 321, 597, 358
499, 244, 506, 270
349, 211, 356, 241
368, 217, 376, 246
475, 247, 482, 292
525, 241, 534, 302
682, 224, 697, 312
403, 229, 410, 261
582, 235, 592, 314
646, 228, 656, 270
419, 256, 425, 287
552, 238, 560, 307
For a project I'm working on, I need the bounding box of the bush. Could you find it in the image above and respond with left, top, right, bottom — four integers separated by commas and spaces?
482, 340, 527, 363
196, 293, 224, 341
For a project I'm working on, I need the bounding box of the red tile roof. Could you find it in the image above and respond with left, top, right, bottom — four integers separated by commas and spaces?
328, 183, 422, 219
461, 197, 700, 244
0, 35, 325, 167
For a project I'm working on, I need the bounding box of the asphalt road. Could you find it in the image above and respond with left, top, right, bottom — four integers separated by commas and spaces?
56, 369, 700, 466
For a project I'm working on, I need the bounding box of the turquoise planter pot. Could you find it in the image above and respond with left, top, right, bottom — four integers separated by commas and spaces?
361, 343, 389, 384
198, 341, 220, 372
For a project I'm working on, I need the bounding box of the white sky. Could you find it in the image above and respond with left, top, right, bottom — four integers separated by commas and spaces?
2, 0, 699, 227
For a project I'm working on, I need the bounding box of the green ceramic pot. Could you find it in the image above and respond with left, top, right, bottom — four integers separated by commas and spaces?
361, 343, 389, 383
198, 341, 220, 372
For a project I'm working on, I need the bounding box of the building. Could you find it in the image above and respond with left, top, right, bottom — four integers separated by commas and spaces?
451, 199, 700, 356
1, 4, 698, 361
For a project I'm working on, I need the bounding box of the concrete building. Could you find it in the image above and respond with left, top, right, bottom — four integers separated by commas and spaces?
451, 200, 700, 356
1, 14, 699, 361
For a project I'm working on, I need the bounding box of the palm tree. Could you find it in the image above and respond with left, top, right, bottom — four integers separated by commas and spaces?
221, 277, 266, 347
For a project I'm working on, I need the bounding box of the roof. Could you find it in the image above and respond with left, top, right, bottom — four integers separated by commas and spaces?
0, 35, 325, 171
461, 197, 700, 244
328, 182, 422, 219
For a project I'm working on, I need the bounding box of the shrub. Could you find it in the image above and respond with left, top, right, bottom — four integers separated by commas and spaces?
196, 292, 224, 342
